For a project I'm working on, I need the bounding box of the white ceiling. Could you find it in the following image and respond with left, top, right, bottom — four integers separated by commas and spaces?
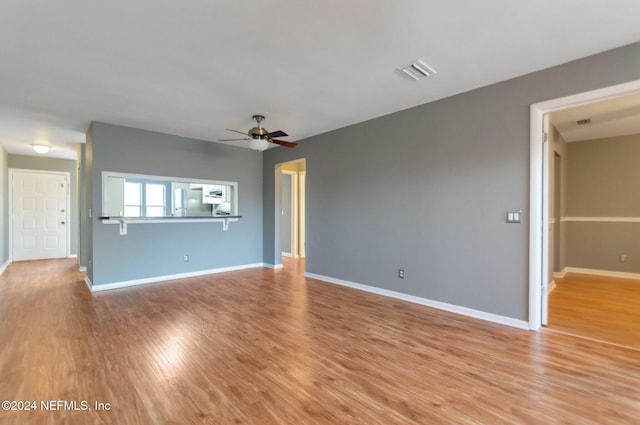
550, 92, 640, 142
2, 1, 640, 160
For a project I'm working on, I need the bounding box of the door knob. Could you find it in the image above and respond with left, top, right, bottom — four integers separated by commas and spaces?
60, 221, 66, 225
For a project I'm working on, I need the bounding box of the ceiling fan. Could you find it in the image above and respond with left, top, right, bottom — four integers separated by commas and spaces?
220, 115, 297, 150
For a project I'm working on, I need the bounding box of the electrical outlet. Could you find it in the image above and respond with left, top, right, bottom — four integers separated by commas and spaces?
398, 269, 405, 279
184, 254, 190, 262
619, 254, 628, 263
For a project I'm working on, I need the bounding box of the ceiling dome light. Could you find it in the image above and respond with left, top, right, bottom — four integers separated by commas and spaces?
32, 144, 51, 154
248, 138, 270, 151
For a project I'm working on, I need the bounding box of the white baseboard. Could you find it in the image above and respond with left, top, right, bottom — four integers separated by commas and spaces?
304, 272, 530, 330
84, 276, 93, 291
553, 268, 568, 279
68, 254, 78, 259
0, 259, 10, 276
79, 266, 87, 272
548, 280, 557, 294
90, 263, 265, 292
263, 263, 283, 270
564, 267, 640, 280
281, 252, 293, 258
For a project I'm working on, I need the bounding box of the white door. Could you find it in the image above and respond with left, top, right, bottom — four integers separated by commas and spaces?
11, 170, 69, 261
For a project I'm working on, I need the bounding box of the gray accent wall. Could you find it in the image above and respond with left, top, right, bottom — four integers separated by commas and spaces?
263, 41, 640, 321
7, 154, 78, 256
0, 145, 8, 268
87, 122, 263, 286
565, 134, 640, 273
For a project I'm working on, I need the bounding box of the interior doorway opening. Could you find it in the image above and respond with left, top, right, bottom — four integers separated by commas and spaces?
276, 159, 306, 269
543, 94, 640, 349
529, 79, 640, 332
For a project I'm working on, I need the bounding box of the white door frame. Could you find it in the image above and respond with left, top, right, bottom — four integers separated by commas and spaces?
274, 158, 306, 267
8, 168, 71, 261
528, 79, 640, 330
299, 170, 306, 258
282, 169, 299, 258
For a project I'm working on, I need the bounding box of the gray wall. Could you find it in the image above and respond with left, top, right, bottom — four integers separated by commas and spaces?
566, 134, 640, 216
0, 145, 8, 268
281, 173, 292, 254
87, 122, 263, 286
263, 41, 640, 321
7, 154, 78, 256
548, 127, 568, 280
565, 134, 640, 273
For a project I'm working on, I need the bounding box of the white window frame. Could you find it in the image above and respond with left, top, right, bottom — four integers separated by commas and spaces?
101, 171, 238, 217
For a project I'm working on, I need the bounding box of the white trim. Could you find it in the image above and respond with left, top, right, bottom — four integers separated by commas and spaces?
90, 263, 265, 292
529, 105, 545, 330
305, 272, 530, 330
274, 158, 306, 268
548, 280, 557, 294
548, 218, 556, 225
563, 267, 640, 280
274, 158, 307, 168
101, 171, 239, 217
281, 252, 293, 258
299, 171, 306, 258
562, 217, 640, 223
541, 113, 550, 327
553, 268, 568, 279
68, 254, 78, 258
9, 169, 72, 261
529, 79, 640, 331
282, 170, 299, 258
101, 217, 239, 235
79, 266, 87, 272
84, 276, 93, 291
263, 263, 283, 270
0, 259, 10, 276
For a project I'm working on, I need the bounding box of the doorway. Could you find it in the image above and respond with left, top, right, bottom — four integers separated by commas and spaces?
529, 79, 640, 331
277, 159, 306, 269
9, 169, 70, 261
544, 96, 640, 348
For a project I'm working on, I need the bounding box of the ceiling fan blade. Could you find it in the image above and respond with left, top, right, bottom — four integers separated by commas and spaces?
267, 130, 288, 138
219, 137, 251, 141
269, 139, 297, 148
225, 128, 249, 136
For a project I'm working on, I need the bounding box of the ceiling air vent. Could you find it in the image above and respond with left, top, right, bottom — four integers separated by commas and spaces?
400, 60, 437, 81
576, 118, 591, 125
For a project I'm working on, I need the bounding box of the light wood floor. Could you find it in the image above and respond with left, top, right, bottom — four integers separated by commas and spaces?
548, 273, 640, 350
1, 260, 640, 424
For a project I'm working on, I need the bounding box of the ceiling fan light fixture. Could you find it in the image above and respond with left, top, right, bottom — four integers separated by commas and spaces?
32, 144, 51, 154
222, 115, 296, 150
249, 138, 270, 151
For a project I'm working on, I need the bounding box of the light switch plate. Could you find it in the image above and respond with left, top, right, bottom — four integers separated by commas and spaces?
506, 210, 523, 223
